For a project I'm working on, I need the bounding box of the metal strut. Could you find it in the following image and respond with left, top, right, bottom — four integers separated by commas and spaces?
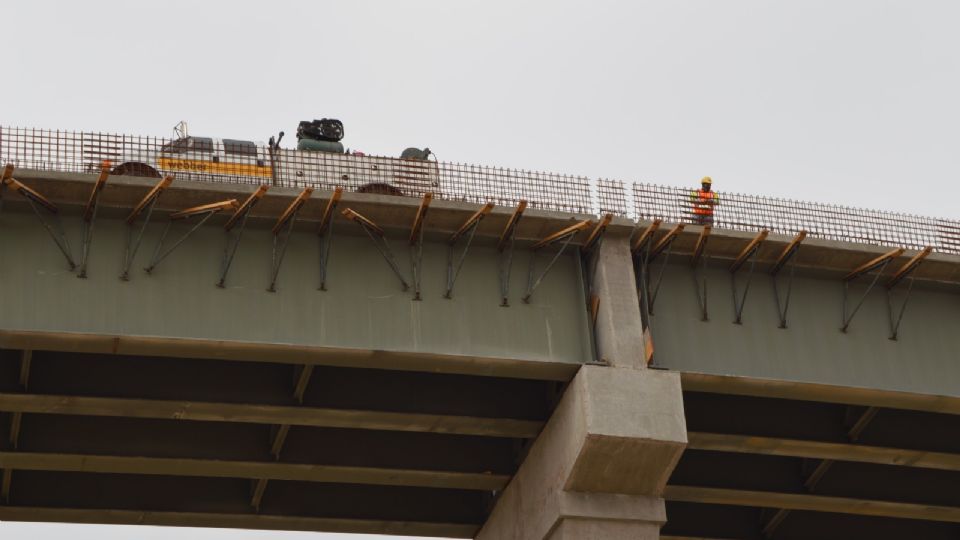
408, 193, 432, 300
729, 229, 768, 324
77, 161, 111, 278
268, 188, 313, 292
342, 208, 409, 291
644, 223, 685, 315
2, 165, 77, 270
691, 226, 712, 322
217, 185, 269, 288
144, 200, 239, 275
580, 215, 612, 362
840, 248, 904, 333
120, 175, 174, 280
884, 247, 932, 340
522, 220, 591, 304
497, 201, 527, 306
632, 221, 663, 365
317, 187, 343, 291
445, 202, 494, 299
770, 231, 806, 329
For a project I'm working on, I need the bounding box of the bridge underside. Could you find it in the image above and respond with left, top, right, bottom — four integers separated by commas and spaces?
0, 343, 569, 538
664, 373, 960, 540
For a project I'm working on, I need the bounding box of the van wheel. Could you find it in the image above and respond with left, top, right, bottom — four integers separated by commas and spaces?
112, 162, 161, 178
357, 183, 404, 196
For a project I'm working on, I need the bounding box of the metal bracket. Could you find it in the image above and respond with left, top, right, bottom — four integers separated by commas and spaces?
690, 226, 712, 322
342, 208, 410, 291
317, 187, 343, 291
729, 229, 768, 324
771, 231, 806, 329
77, 161, 111, 278
217, 185, 269, 288
580, 215, 613, 337
884, 247, 932, 340
2, 165, 77, 270
408, 193, 432, 300
497, 201, 527, 306
144, 200, 239, 275
643, 223, 684, 315
268, 188, 313, 292
445, 202, 494, 299
522, 220, 591, 304
840, 248, 904, 332
120, 175, 174, 280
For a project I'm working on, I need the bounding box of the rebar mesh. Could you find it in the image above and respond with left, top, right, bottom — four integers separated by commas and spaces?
1, 126, 957, 254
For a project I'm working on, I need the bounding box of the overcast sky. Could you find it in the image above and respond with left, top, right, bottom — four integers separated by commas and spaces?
2, 1, 958, 538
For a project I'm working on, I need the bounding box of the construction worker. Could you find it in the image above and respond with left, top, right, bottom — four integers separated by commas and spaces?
690, 176, 719, 225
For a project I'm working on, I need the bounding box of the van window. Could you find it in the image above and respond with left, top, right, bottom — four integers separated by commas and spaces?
161, 137, 213, 154
223, 139, 257, 157
192, 137, 214, 153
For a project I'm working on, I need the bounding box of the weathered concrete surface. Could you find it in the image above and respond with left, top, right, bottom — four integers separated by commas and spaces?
475, 366, 686, 539
649, 260, 960, 397
0, 204, 592, 377
12, 169, 637, 249
643, 221, 960, 287
591, 235, 646, 368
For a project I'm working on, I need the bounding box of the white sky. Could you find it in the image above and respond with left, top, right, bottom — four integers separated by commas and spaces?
1, 1, 958, 538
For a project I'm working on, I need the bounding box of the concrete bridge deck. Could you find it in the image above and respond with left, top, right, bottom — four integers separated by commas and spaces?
0, 166, 958, 539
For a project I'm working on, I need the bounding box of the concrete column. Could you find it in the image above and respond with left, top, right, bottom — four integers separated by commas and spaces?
592, 233, 646, 369
475, 365, 686, 540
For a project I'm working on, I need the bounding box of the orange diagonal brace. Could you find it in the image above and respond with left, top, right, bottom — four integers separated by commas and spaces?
409, 192, 432, 244
730, 230, 769, 273
770, 230, 807, 276
497, 200, 527, 252
886, 246, 933, 289
82, 162, 111, 222
844, 248, 905, 282
3, 176, 58, 213
582, 213, 613, 252
1, 164, 13, 182
649, 224, 685, 260
691, 225, 712, 266
225, 185, 269, 232
170, 200, 239, 220
531, 220, 592, 251
318, 187, 344, 235
272, 188, 313, 235
126, 175, 174, 224
342, 208, 385, 236
631, 219, 662, 254
450, 202, 494, 244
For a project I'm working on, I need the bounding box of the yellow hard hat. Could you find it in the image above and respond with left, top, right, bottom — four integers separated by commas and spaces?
701, 176, 712, 185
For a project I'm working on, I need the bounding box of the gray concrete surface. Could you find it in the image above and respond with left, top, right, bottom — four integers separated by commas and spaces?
648, 259, 960, 397
0, 204, 592, 374
475, 366, 686, 539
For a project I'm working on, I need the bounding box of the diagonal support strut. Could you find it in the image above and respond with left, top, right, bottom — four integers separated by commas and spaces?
729, 229, 768, 324
342, 208, 410, 291
497, 200, 527, 307
522, 220, 591, 304
268, 188, 313, 292
120, 175, 174, 281
2, 164, 77, 270
445, 202, 494, 299
218, 185, 269, 288
77, 161, 111, 278
144, 200, 239, 275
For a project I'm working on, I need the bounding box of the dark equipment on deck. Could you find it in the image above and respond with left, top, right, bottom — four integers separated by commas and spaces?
296, 119, 345, 153
297, 119, 344, 142
401, 147, 432, 161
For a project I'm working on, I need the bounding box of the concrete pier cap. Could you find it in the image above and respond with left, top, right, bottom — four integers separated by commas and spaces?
476, 365, 687, 539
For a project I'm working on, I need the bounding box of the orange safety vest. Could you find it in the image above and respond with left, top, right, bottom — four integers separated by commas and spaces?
691, 189, 719, 215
